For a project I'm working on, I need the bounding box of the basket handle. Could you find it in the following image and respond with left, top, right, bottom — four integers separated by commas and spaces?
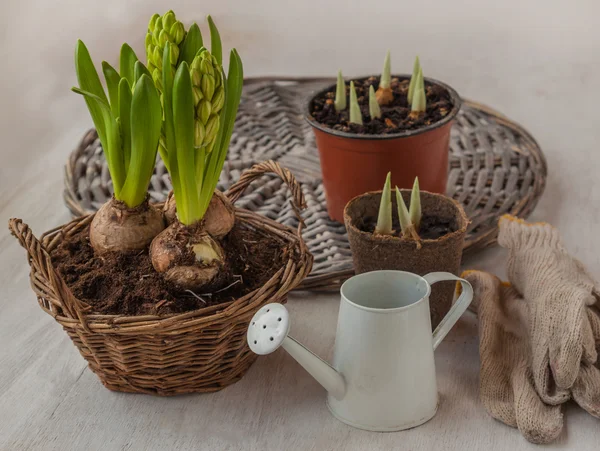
225, 160, 307, 237
8, 218, 91, 329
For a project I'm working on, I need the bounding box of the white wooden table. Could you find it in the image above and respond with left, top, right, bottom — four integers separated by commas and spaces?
2, 0, 600, 449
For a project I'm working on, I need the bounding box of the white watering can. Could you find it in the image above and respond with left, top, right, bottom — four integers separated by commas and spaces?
247, 270, 473, 432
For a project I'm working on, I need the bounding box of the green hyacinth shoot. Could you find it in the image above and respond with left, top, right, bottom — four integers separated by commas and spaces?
335, 70, 346, 112
395, 176, 422, 238
73, 41, 162, 208
410, 67, 426, 113
349, 81, 363, 125
369, 85, 382, 119
375, 172, 392, 235
148, 12, 243, 226
407, 56, 421, 105
375, 174, 422, 239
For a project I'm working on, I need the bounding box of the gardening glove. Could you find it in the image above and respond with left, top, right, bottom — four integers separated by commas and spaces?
571, 305, 600, 418
498, 215, 600, 404
464, 270, 564, 444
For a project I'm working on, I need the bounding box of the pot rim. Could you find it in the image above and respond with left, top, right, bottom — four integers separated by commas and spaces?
343, 189, 469, 245
305, 74, 462, 140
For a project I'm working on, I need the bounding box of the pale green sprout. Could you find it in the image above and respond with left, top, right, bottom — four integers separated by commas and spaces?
395, 187, 412, 235
73, 41, 162, 208
394, 176, 422, 240
349, 81, 363, 125
375, 172, 392, 235
369, 85, 382, 119
409, 177, 422, 230
410, 67, 426, 114
407, 56, 421, 105
375, 174, 422, 241
335, 70, 346, 112
380, 50, 391, 90
376, 50, 393, 105
156, 15, 244, 226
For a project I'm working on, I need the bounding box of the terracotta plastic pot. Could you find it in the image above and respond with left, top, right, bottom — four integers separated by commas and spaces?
306, 76, 461, 222
344, 189, 468, 329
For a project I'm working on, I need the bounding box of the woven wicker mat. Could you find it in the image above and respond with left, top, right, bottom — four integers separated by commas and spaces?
64, 78, 547, 291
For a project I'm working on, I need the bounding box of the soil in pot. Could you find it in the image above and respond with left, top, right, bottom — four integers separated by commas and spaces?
310, 76, 453, 135
51, 221, 294, 316
357, 214, 458, 240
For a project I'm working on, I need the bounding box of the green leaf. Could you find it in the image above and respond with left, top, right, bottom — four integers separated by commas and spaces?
369, 85, 381, 119
161, 43, 179, 206
118, 78, 132, 173
409, 177, 422, 232
395, 187, 412, 236
74, 41, 110, 155
133, 60, 151, 83
102, 61, 121, 116
407, 55, 421, 105
380, 50, 391, 89
207, 15, 222, 65
173, 62, 199, 224
72, 85, 124, 197
200, 49, 243, 215
120, 75, 162, 207
334, 70, 346, 112
71, 86, 111, 110
75, 41, 108, 104
119, 43, 138, 86
179, 23, 203, 65
349, 81, 362, 125
195, 146, 206, 197
375, 172, 392, 235
411, 67, 426, 113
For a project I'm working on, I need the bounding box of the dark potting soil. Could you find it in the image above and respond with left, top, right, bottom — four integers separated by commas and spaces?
50, 222, 292, 316
358, 214, 458, 240
310, 76, 453, 135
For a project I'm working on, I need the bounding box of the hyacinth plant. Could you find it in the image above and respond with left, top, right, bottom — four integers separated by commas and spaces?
375, 173, 422, 242
335, 53, 427, 121
73, 41, 165, 255
145, 11, 244, 290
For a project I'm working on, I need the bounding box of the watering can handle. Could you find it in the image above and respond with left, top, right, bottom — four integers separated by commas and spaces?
422, 272, 473, 351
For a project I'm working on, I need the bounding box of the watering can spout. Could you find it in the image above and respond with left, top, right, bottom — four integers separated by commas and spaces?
247, 304, 346, 400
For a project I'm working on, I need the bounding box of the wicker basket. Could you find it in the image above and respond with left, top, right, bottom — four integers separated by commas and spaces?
9, 161, 313, 396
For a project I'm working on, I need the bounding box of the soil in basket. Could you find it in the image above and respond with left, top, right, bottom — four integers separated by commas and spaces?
51, 222, 293, 316
358, 214, 458, 240
310, 76, 453, 135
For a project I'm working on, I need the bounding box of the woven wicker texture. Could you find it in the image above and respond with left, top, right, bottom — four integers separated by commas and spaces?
64, 79, 547, 291
11, 161, 313, 396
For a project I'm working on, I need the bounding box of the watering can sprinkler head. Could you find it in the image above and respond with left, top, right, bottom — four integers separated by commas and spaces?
247, 303, 290, 355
